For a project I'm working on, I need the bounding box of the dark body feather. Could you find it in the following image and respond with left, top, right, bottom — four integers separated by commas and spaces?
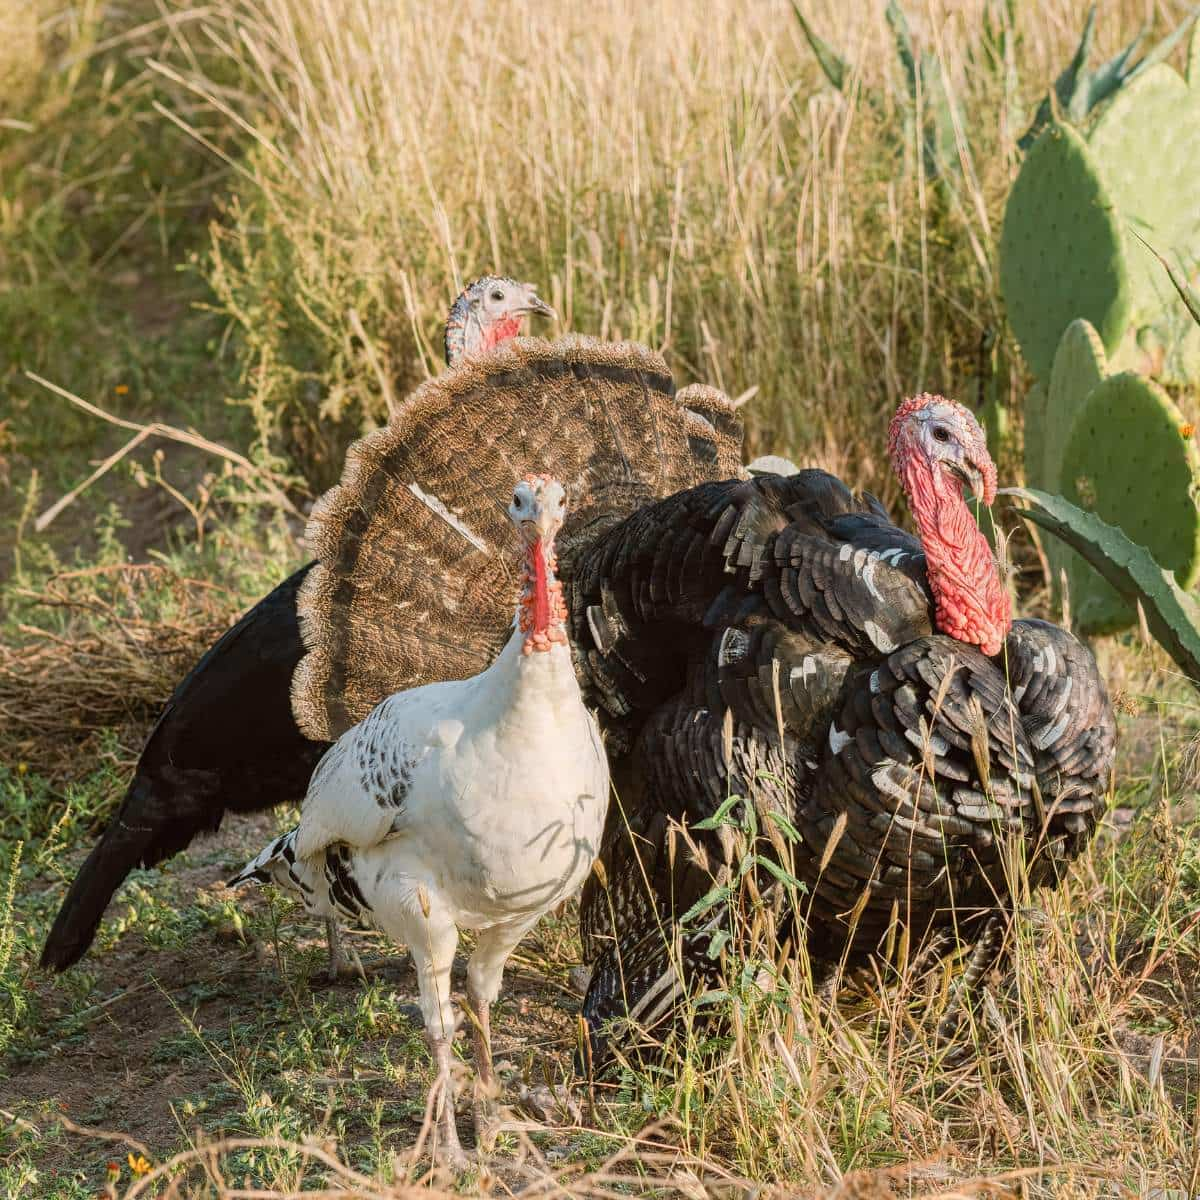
573, 471, 1116, 1065
41, 564, 329, 970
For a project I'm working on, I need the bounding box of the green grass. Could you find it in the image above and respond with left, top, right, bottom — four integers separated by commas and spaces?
3, 0, 1200, 1196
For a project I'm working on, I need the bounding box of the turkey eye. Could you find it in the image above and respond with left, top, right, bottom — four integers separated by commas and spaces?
513, 492, 521, 507
491, 290, 504, 301
933, 427, 950, 442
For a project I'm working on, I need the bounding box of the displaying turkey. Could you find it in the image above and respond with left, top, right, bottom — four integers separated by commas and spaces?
41, 276, 555, 973
571, 394, 1116, 1066
231, 474, 608, 1164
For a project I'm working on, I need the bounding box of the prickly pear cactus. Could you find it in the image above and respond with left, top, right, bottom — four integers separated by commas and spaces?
1087, 63, 1200, 326
1031, 320, 1108, 602
1043, 319, 1107, 491
999, 123, 1131, 379
1005, 487, 1200, 688
1022, 381, 1049, 489
1058, 372, 1200, 633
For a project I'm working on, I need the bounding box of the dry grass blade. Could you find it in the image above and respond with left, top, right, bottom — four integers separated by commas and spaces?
45, 1122, 1082, 1200
25, 372, 305, 528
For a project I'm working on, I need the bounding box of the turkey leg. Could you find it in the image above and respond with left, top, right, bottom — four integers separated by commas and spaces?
324, 918, 366, 982
426, 1032, 466, 1166
465, 983, 496, 1142
465, 918, 540, 1147
409, 908, 466, 1167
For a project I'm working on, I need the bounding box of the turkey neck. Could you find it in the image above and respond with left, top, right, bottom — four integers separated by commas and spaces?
529, 540, 551, 636
518, 536, 569, 656
898, 454, 1010, 656
485, 539, 577, 712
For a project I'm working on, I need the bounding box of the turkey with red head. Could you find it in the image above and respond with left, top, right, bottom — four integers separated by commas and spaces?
572, 394, 1116, 1066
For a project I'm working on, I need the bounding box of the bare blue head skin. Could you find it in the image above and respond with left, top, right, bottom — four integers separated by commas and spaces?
443, 276, 555, 366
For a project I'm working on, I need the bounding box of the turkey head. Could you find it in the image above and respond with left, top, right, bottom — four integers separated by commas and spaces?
443, 275, 555, 365
888, 393, 1011, 655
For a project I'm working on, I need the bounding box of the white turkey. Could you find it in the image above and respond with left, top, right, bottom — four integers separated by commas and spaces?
41, 276, 555, 976
230, 474, 608, 1163
570, 394, 1116, 1066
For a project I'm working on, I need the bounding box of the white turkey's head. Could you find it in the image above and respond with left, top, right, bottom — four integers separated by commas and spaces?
443, 276, 556, 367
509, 474, 566, 547
510, 474, 568, 655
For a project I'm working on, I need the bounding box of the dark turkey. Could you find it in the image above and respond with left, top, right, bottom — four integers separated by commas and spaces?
573, 397, 1115, 1066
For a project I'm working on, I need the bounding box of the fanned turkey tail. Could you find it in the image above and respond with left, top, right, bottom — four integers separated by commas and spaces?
291, 335, 743, 743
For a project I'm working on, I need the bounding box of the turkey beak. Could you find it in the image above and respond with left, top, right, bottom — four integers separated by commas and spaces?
948, 457, 985, 501
963, 461, 985, 500
534, 508, 560, 541
521, 288, 556, 321
520, 513, 558, 544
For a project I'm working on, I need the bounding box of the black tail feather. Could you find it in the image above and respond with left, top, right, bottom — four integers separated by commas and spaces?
41, 837, 148, 971
39, 777, 202, 972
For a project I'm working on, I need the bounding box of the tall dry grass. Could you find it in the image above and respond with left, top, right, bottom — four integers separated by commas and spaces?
5, 4, 1200, 1195
154, 0, 1179, 492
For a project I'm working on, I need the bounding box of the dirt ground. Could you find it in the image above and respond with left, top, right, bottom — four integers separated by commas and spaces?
1, 813, 587, 1183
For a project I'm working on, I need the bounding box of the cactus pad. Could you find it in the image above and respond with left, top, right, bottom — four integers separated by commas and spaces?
1022, 380, 1049, 488
1044, 319, 1107, 491
1087, 64, 1200, 325
999, 123, 1131, 379
1005, 487, 1200, 688
1058, 372, 1200, 633
1038, 320, 1107, 607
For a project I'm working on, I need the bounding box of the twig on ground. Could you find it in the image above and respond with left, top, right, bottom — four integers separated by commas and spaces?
24, 371, 304, 530
59, 1113, 153, 1159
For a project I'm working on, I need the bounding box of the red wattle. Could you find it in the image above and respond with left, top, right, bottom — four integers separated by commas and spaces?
482, 315, 523, 352
900, 452, 1011, 656
530, 538, 551, 637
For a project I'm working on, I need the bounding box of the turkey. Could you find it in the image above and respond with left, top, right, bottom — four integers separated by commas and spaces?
230, 474, 608, 1164
41, 276, 555, 974
571, 394, 1116, 1066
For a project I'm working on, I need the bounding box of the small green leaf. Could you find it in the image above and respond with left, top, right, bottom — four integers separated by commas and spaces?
791, 3, 849, 93
885, 1, 919, 102
706, 929, 732, 960
680, 884, 732, 925
753, 855, 804, 890
693, 795, 743, 831
764, 808, 802, 843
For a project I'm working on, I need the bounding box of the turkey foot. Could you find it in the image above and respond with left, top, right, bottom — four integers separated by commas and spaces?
325, 918, 367, 983
426, 1032, 467, 1168
466, 986, 500, 1152
515, 1080, 583, 1126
